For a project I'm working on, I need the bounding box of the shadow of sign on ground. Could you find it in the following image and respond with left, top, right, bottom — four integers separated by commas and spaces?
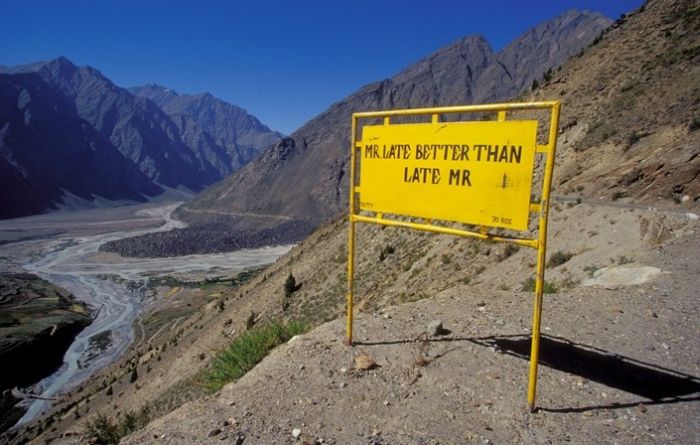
483, 334, 700, 412
356, 333, 700, 412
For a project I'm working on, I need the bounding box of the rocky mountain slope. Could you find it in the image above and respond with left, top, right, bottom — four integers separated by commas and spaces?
130, 84, 281, 175
0, 59, 280, 219
4, 1, 699, 443
0, 72, 162, 219
171, 9, 612, 237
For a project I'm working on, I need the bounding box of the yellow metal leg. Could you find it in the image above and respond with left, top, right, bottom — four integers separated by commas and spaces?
346, 220, 355, 346
527, 286, 544, 412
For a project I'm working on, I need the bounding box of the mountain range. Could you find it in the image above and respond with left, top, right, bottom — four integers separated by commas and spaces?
0, 59, 280, 219
6, 0, 700, 443
103, 9, 613, 256
182, 9, 612, 223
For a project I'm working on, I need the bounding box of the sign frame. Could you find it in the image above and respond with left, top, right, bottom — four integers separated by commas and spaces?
345, 101, 561, 412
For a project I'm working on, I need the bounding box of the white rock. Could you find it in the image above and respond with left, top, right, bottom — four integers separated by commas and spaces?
583, 266, 662, 289
292, 428, 302, 438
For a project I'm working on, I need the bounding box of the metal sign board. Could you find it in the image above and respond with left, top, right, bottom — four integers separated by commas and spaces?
359, 120, 537, 230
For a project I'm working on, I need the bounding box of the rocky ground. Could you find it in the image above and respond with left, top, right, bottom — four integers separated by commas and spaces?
123, 221, 700, 444
99, 218, 314, 258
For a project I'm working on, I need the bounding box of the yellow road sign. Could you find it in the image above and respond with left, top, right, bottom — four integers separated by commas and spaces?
359, 120, 538, 230
346, 101, 561, 413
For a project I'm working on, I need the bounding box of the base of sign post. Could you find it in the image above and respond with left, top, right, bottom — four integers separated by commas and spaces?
528, 402, 536, 413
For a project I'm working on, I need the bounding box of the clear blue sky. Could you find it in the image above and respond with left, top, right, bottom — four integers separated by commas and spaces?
1, 0, 642, 134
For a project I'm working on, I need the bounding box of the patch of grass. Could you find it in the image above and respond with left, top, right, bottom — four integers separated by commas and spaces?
85, 406, 151, 445
521, 277, 559, 294
202, 321, 308, 393
612, 190, 629, 201
584, 264, 601, 278
547, 250, 573, 268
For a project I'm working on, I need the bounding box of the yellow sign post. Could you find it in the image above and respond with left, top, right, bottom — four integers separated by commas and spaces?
346, 101, 561, 412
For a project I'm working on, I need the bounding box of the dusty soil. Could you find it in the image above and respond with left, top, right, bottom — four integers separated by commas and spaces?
123, 223, 700, 444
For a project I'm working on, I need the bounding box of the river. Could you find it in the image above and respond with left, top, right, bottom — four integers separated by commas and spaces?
0, 202, 292, 425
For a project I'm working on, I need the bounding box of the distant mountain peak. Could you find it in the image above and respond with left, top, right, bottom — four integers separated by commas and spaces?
0, 57, 280, 219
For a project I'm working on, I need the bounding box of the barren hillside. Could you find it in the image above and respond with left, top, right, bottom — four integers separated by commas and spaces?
6, 0, 699, 443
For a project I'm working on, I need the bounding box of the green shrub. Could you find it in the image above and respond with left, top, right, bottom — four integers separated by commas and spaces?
202, 321, 308, 393
521, 277, 559, 293
584, 264, 600, 278
547, 250, 573, 268
543, 68, 553, 82
86, 413, 120, 444
612, 190, 628, 201
85, 406, 150, 445
284, 272, 296, 298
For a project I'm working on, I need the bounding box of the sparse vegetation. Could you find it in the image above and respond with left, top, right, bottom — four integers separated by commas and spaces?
379, 244, 395, 262
547, 250, 573, 268
282, 272, 298, 311
521, 277, 559, 294
584, 264, 601, 278
616, 255, 633, 265
85, 406, 151, 445
542, 67, 553, 82
202, 321, 308, 393
499, 244, 520, 261
612, 190, 629, 201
